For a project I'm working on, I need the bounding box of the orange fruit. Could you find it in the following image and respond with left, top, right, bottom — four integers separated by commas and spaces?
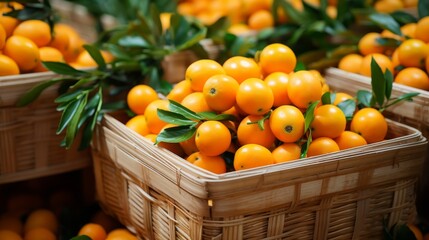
55, 24, 84, 63
242, 0, 269, 16
144, 99, 170, 134
287, 70, 323, 109
195, 120, 231, 156
269, 105, 305, 143
24, 228, 56, 240
264, 72, 291, 107
78, 223, 107, 240
13, 20, 51, 47
426, 54, 429, 74
397, 39, 429, 68
185, 59, 226, 91
391, 49, 400, 74
306, 137, 340, 157
350, 107, 388, 143
48, 24, 70, 55
75, 50, 114, 67
0, 24, 5, 49
236, 78, 274, 115
259, 43, 297, 76
237, 115, 276, 149
24, 209, 58, 234
33, 47, 65, 72
326, 5, 337, 19
271, 143, 301, 164
359, 53, 393, 77
358, 32, 385, 56
222, 56, 262, 83
400, 23, 417, 39
90, 210, 121, 233
338, 54, 363, 74
374, 0, 403, 13
181, 92, 213, 113
126, 84, 159, 115
234, 143, 274, 171
3, 35, 40, 72
334, 130, 367, 150
0, 230, 22, 240
203, 74, 239, 112
227, 23, 252, 35
160, 12, 172, 31
248, 9, 274, 30
332, 92, 354, 105
394, 67, 429, 90
157, 125, 186, 157
0, 54, 20, 76
106, 228, 138, 240
311, 104, 346, 139
189, 152, 227, 174
125, 115, 150, 136
402, 0, 418, 7
0, 4, 23, 37
415, 16, 429, 43
166, 79, 193, 103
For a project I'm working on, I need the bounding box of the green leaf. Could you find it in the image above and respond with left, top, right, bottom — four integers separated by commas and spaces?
301, 135, 311, 159
383, 92, 420, 110
64, 93, 88, 148
384, 69, 393, 100
157, 109, 198, 126
368, 13, 402, 36
83, 45, 106, 69
101, 100, 127, 112
390, 11, 417, 25
79, 90, 103, 150
197, 112, 237, 121
15, 78, 63, 106
55, 89, 87, 104
71, 75, 99, 89
149, 4, 163, 43
370, 57, 386, 107
168, 100, 203, 121
337, 99, 356, 121
156, 125, 197, 143
42, 62, 88, 76
304, 101, 319, 133
322, 92, 332, 105
357, 90, 372, 107
419, 0, 429, 19
56, 98, 82, 135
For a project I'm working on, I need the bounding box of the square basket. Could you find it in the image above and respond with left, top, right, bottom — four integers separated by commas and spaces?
0, 72, 92, 184
91, 114, 427, 240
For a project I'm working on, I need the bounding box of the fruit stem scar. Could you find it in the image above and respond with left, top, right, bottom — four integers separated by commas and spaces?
210, 88, 216, 94
285, 125, 293, 133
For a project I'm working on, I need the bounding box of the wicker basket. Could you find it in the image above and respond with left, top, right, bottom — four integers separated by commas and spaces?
91, 114, 427, 239
0, 72, 91, 184
324, 67, 429, 139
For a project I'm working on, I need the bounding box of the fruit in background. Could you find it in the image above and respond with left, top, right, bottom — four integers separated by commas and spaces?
415, 16, 429, 43
13, 20, 51, 47
24, 209, 58, 234
24, 228, 56, 240
394, 67, 429, 90
0, 2, 23, 37
78, 223, 107, 240
358, 32, 386, 56
0, 230, 22, 240
359, 53, 393, 77
105, 228, 138, 240
0, 24, 5, 49
397, 39, 429, 68
338, 54, 363, 74
33, 47, 65, 72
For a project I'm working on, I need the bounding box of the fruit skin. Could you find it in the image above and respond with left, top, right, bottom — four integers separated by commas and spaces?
264, 72, 291, 107
397, 39, 429, 68
237, 115, 276, 149
334, 131, 367, 150
358, 32, 385, 56
126, 84, 159, 115
311, 104, 346, 139
24, 209, 58, 234
188, 152, 227, 174
195, 120, 231, 157
271, 143, 301, 164
287, 70, 323, 109
233, 144, 274, 171
222, 56, 262, 83
0, 230, 22, 240
24, 227, 56, 240
78, 223, 107, 240
203, 74, 239, 112
3, 35, 40, 72
269, 105, 305, 143
359, 53, 393, 77
350, 108, 388, 144
259, 43, 297, 76
185, 59, 226, 91
338, 54, 363, 74
12, 20, 52, 47
394, 67, 429, 91
236, 78, 274, 115
306, 137, 340, 157
0, 54, 20, 76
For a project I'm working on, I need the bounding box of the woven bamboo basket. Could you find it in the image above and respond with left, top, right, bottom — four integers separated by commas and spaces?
324, 67, 429, 139
0, 72, 92, 184
91, 114, 427, 240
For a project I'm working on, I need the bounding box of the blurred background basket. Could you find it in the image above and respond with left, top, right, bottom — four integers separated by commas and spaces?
0, 72, 92, 184
91, 114, 427, 240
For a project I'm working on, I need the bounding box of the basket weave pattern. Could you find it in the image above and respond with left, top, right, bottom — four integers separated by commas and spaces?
91, 115, 427, 240
0, 73, 91, 183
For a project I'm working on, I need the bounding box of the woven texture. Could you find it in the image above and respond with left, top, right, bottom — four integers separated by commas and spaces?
0, 73, 91, 183
325, 68, 429, 139
91, 114, 427, 240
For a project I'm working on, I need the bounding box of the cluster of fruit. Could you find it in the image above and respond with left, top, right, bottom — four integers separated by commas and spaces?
373, 0, 418, 13
338, 16, 429, 91
124, 42, 388, 174
177, 0, 338, 35
0, 2, 112, 77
